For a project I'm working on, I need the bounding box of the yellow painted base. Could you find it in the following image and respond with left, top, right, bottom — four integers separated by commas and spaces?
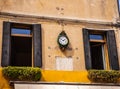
41, 70, 90, 83
0, 68, 11, 89
0, 68, 90, 89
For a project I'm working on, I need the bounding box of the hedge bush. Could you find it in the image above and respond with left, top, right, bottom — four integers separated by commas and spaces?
2, 66, 41, 81
88, 70, 120, 83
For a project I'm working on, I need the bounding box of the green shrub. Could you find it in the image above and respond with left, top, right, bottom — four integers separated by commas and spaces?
88, 70, 120, 83
2, 66, 41, 81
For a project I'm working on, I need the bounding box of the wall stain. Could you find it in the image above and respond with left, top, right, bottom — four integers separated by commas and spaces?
0, 0, 7, 12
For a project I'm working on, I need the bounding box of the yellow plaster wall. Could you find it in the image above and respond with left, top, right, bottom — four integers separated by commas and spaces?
0, 1, 119, 87
0, 0, 119, 70
0, 17, 115, 70
41, 22, 116, 70
0, 17, 87, 70
42, 23, 86, 70
115, 29, 120, 68
0, 0, 118, 22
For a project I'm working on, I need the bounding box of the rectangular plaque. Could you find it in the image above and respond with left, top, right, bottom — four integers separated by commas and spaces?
56, 57, 73, 71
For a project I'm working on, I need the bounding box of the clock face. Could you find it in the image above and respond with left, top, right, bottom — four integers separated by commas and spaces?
58, 36, 68, 46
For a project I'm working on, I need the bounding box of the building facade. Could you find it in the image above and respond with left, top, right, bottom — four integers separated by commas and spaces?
0, 0, 120, 88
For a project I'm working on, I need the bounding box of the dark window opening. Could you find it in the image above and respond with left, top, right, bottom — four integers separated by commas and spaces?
89, 33, 105, 70
11, 36, 32, 66
90, 42, 104, 69
11, 27, 32, 66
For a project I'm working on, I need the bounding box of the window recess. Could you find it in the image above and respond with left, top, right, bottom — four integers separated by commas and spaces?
1, 22, 42, 67
89, 33, 106, 70
83, 29, 119, 70
11, 28, 32, 66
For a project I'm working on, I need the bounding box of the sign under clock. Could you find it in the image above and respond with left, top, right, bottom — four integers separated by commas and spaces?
57, 31, 69, 50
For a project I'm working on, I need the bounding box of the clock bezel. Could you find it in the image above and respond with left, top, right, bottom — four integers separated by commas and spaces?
58, 36, 69, 46
57, 31, 69, 50
57, 34, 69, 50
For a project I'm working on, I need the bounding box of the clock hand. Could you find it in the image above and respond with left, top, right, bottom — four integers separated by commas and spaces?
62, 39, 65, 41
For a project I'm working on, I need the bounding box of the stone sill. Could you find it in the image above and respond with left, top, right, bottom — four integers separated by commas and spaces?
10, 81, 120, 86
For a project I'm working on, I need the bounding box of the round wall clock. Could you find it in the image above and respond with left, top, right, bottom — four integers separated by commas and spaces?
57, 31, 69, 50
58, 36, 69, 46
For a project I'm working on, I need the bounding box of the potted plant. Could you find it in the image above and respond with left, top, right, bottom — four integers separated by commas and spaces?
88, 70, 120, 83
2, 66, 41, 81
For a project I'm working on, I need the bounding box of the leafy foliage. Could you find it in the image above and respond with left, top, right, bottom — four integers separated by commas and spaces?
2, 66, 41, 81
88, 70, 120, 83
